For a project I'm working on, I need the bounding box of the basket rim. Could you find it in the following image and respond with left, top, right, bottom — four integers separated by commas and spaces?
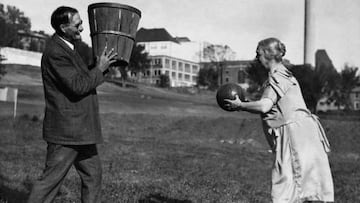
88, 2, 141, 17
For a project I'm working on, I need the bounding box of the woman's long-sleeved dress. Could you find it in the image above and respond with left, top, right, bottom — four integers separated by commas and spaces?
261, 67, 334, 203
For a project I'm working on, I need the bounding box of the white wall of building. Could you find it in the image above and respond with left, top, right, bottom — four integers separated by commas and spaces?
137, 38, 237, 87
138, 41, 176, 58
0, 47, 41, 67
138, 40, 233, 63
135, 55, 199, 87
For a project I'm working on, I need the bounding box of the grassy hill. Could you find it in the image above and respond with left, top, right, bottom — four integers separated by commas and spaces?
0, 63, 249, 118
0, 64, 359, 202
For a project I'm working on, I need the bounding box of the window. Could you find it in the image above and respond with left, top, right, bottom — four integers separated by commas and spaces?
192, 76, 197, 82
154, 58, 162, 65
238, 70, 246, 83
225, 77, 229, 82
153, 58, 162, 65
184, 74, 190, 81
154, 70, 162, 76
171, 72, 176, 78
355, 101, 360, 110
165, 70, 169, 76
185, 64, 191, 73
165, 59, 170, 68
178, 73, 183, 79
178, 62, 183, 71
161, 44, 167, 49
172, 61, 177, 70
192, 65, 198, 73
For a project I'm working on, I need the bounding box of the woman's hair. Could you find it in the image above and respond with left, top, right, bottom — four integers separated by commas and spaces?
256, 38, 286, 62
51, 6, 78, 34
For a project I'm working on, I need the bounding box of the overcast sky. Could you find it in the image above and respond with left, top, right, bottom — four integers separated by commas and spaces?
1, 0, 360, 70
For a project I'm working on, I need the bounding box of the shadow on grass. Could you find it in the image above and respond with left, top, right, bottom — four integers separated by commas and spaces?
0, 174, 30, 203
138, 193, 192, 203
0, 185, 28, 203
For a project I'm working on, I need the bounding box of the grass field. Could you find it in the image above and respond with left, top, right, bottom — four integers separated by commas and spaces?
0, 64, 360, 202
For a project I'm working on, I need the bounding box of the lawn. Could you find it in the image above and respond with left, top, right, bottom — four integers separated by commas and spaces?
0, 64, 359, 202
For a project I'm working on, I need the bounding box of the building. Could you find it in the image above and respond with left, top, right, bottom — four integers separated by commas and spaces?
134, 28, 238, 87
133, 55, 199, 87
315, 49, 335, 70
17, 30, 48, 52
135, 28, 230, 63
134, 28, 207, 87
200, 60, 252, 89
0, 47, 42, 67
316, 97, 344, 112
350, 86, 360, 110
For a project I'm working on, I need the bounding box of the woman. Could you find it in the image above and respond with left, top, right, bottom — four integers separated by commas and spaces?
225, 38, 334, 203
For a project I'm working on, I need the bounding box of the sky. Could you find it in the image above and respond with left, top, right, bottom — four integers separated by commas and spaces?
1, 0, 360, 70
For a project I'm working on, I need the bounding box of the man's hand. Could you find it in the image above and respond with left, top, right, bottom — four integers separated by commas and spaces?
96, 46, 118, 73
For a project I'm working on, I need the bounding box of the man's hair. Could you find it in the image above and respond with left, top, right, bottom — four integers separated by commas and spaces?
51, 6, 78, 34
256, 37, 286, 62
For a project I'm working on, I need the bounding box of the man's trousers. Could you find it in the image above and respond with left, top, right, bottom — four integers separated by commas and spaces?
27, 143, 102, 203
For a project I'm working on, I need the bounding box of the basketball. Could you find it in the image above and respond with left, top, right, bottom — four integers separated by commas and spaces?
216, 83, 245, 111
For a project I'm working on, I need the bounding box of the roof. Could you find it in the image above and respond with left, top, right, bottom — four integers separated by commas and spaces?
174, 37, 191, 43
315, 49, 335, 69
200, 60, 253, 66
136, 28, 179, 43
351, 86, 360, 92
149, 55, 199, 64
17, 30, 48, 39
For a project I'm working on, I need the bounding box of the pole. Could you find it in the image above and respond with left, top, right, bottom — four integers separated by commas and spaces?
13, 88, 18, 119
304, 0, 315, 66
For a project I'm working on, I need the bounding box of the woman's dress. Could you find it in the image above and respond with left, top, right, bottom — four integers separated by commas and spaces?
261, 67, 334, 203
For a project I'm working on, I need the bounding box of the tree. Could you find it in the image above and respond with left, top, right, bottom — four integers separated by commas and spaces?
312, 63, 340, 112
289, 63, 342, 113
0, 4, 32, 48
202, 44, 235, 87
245, 61, 341, 112
0, 12, 18, 47
0, 51, 6, 80
245, 60, 268, 100
117, 44, 150, 80
290, 64, 318, 112
197, 64, 218, 90
128, 44, 151, 73
159, 74, 170, 88
333, 64, 359, 110
6, 5, 31, 31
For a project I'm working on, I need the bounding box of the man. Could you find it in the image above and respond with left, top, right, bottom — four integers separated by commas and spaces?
28, 6, 117, 203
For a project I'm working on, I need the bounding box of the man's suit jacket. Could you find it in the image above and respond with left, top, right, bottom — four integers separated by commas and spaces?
41, 34, 104, 145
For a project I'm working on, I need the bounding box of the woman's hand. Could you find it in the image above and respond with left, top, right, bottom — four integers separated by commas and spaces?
224, 95, 243, 111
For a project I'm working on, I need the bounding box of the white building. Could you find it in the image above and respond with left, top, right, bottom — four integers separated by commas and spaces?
134, 28, 236, 87
140, 55, 200, 87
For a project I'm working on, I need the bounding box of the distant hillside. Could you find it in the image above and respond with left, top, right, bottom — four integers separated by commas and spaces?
1, 63, 215, 100
0, 63, 218, 108
0, 64, 42, 86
